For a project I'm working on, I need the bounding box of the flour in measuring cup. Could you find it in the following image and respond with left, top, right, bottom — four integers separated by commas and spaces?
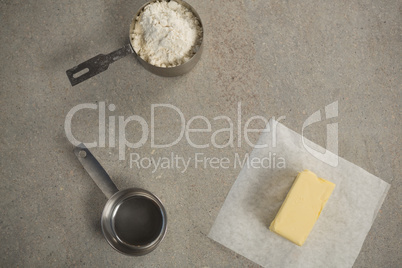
131, 0, 202, 67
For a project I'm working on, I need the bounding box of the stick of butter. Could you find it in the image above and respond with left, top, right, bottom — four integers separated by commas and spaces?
269, 170, 335, 246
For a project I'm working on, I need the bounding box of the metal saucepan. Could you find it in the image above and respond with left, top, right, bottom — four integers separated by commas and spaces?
66, 0, 204, 86
74, 144, 167, 256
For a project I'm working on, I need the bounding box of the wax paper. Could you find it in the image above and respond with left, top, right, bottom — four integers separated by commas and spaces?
208, 120, 390, 268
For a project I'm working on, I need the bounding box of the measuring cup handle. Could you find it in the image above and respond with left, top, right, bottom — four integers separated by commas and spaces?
66, 44, 134, 86
74, 144, 119, 199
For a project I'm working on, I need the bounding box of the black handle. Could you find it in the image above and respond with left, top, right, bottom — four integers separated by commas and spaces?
66, 44, 133, 86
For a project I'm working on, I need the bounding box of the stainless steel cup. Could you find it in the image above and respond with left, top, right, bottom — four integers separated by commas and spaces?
66, 0, 204, 86
74, 145, 167, 256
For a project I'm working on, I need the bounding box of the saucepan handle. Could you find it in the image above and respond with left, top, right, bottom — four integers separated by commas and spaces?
66, 44, 133, 86
74, 144, 119, 199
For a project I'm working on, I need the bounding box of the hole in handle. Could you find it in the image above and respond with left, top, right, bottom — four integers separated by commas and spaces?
73, 68, 90, 78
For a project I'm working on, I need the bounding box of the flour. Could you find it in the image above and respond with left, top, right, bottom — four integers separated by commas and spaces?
131, 0, 202, 67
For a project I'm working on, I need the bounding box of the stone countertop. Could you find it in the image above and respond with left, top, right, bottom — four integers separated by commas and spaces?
0, 0, 400, 267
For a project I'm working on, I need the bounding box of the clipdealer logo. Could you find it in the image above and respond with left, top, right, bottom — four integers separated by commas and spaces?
65, 101, 339, 172
302, 101, 338, 167
65, 102, 285, 157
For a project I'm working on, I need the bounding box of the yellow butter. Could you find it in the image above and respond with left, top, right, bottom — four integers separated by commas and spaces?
269, 170, 335, 246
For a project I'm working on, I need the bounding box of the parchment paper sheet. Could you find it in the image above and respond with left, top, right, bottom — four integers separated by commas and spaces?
208, 120, 390, 268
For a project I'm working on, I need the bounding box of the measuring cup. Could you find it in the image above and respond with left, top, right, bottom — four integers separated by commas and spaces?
74, 145, 167, 256
66, 0, 204, 86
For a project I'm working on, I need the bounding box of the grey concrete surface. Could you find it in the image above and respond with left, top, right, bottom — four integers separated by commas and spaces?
0, 0, 400, 267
